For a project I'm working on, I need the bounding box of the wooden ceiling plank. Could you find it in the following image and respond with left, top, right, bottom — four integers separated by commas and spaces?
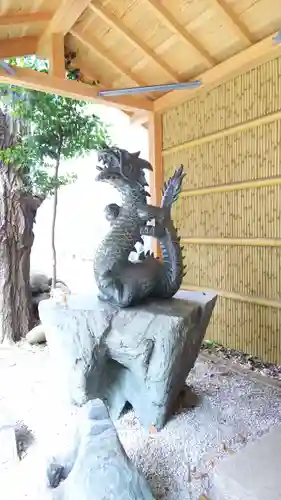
0, 11, 52, 26
89, 1, 181, 82
49, 34, 65, 78
154, 31, 281, 112
37, 0, 92, 56
0, 36, 38, 59
70, 26, 148, 87
0, 65, 153, 112
212, 0, 253, 46
145, 0, 216, 68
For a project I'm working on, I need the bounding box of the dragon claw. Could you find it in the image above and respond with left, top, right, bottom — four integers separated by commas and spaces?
138, 251, 146, 261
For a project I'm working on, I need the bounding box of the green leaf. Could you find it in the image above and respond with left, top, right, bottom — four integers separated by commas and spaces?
0, 56, 112, 197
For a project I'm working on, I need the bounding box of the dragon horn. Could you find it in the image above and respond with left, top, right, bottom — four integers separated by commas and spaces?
141, 160, 153, 171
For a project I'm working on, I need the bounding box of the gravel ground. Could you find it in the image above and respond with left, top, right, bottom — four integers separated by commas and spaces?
1, 342, 281, 500
201, 342, 281, 380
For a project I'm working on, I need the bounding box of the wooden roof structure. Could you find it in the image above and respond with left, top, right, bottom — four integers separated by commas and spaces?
0, 0, 281, 123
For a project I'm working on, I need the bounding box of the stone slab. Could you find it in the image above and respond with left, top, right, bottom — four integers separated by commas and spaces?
213, 424, 281, 500
48, 399, 155, 500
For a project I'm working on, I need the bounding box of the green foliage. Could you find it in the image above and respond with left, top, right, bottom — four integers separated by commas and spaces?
0, 56, 112, 198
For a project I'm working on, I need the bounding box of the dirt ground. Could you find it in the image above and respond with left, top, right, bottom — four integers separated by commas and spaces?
1, 342, 281, 500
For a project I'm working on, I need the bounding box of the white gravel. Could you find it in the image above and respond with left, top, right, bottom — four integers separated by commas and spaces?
1, 342, 281, 500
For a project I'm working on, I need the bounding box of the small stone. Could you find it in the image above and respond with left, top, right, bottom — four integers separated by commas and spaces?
26, 324, 46, 345
149, 425, 158, 434
261, 368, 272, 377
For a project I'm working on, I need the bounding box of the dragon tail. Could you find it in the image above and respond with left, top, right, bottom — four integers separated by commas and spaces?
155, 165, 186, 298
160, 165, 185, 210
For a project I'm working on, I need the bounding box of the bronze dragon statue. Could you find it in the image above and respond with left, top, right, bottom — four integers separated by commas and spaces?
93, 146, 186, 307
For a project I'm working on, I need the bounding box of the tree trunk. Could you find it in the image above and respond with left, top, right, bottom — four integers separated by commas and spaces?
51, 157, 60, 289
0, 110, 43, 343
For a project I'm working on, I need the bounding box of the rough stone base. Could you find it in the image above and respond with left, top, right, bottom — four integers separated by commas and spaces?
213, 425, 281, 500
39, 290, 217, 430
48, 399, 155, 500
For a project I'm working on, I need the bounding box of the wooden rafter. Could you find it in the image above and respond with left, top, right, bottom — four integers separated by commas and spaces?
0, 11, 52, 25
42, 0, 91, 36
154, 31, 281, 112
145, 0, 216, 68
0, 65, 153, 112
0, 36, 38, 59
70, 26, 148, 87
37, 0, 92, 56
89, 1, 181, 82
213, 0, 253, 46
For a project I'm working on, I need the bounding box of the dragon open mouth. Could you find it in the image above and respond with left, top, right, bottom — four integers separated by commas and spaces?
95, 146, 153, 191
95, 148, 123, 182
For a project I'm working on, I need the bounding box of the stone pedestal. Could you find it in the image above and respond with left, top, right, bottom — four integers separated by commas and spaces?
39, 290, 217, 430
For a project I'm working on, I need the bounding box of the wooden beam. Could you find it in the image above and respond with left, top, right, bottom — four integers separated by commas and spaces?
148, 112, 163, 257
70, 26, 148, 87
145, 0, 216, 68
154, 31, 281, 112
130, 110, 150, 126
38, 0, 92, 56
212, 0, 253, 46
49, 34, 65, 78
0, 66, 153, 112
0, 11, 52, 25
0, 36, 38, 59
89, 1, 181, 82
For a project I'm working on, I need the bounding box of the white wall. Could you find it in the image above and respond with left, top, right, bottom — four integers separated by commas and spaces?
31, 105, 149, 292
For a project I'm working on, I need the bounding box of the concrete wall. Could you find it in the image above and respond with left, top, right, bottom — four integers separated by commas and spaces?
161, 55, 281, 363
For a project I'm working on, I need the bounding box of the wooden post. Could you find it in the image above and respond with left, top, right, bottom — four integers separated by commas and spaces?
48, 34, 66, 78
148, 111, 163, 257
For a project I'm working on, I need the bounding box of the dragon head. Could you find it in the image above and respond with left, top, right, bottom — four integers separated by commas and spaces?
96, 146, 152, 193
